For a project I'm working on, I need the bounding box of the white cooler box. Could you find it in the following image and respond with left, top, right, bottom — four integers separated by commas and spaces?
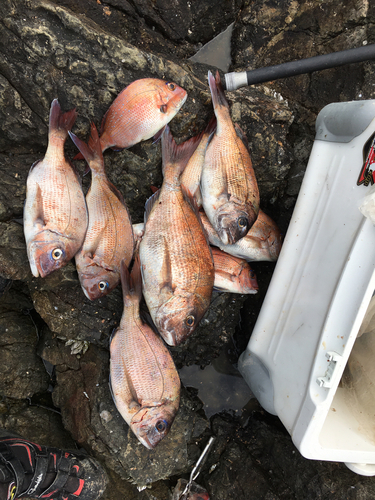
238, 100, 375, 476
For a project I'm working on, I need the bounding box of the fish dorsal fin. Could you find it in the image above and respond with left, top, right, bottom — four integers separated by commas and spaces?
69, 122, 104, 172
161, 126, 202, 180
203, 116, 218, 151
205, 115, 217, 136
106, 179, 126, 205
208, 70, 229, 110
29, 159, 42, 173
144, 189, 161, 223
234, 123, 250, 152
181, 186, 214, 254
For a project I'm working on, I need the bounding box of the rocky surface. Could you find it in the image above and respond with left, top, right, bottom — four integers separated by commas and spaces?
1, 0, 375, 498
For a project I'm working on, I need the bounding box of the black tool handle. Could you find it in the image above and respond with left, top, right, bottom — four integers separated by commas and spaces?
224, 44, 375, 91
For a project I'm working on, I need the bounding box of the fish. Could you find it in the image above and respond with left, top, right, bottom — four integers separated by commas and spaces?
133, 220, 258, 291
200, 208, 282, 262
109, 256, 180, 449
200, 71, 260, 245
74, 79, 187, 159
139, 126, 215, 346
211, 246, 258, 294
69, 123, 134, 300
23, 99, 88, 278
180, 116, 217, 207
132, 222, 145, 243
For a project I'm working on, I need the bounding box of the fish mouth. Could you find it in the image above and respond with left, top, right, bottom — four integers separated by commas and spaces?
218, 228, 232, 245
82, 286, 93, 301
162, 330, 177, 347
174, 93, 187, 110
28, 253, 40, 278
155, 318, 177, 346
136, 434, 153, 450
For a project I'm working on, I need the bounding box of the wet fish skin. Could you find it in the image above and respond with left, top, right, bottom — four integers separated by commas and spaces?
200, 209, 282, 262
24, 99, 88, 278
139, 126, 215, 346
180, 116, 216, 207
201, 71, 259, 245
70, 123, 134, 300
76, 79, 187, 159
133, 221, 259, 291
110, 257, 180, 449
211, 246, 258, 294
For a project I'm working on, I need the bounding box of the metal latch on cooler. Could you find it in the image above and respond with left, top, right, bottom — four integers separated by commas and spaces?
316, 351, 344, 388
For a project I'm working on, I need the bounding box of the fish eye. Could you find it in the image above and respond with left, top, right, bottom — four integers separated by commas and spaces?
185, 315, 195, 327
52, 248, 63, 261
155, 420, 167, 433
250, 270, 256, 278
237, 217, 248, 229
98, 281, 109, 292
166, 82, 176, 91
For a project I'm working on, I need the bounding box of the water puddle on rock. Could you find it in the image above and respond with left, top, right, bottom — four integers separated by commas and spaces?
189, 22, 234, 72
179, 340, 255, 419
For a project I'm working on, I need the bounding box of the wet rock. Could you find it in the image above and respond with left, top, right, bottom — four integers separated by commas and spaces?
231, 0, 370, 113
0, 153, 35, 222
0, 399, 76, 451
0, 284, 49, 399
0, 221, 31, 281
29, 262, 123, 347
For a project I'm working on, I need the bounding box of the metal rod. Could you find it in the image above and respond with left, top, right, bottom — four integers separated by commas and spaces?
224, 43, 375, 91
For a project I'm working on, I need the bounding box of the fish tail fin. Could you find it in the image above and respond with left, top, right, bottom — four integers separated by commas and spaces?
208, 70, 229, 111
162, 126, 202, 180
49, 99, 77, 140
69, 123, 104, 172
73, 151, 84, 161
120, 257, 142, 306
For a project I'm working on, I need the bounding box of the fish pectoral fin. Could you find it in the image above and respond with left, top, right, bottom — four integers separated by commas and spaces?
28, 182, 46, 227
106, 179, 126, 204
125, 367, 142, 405
160, 239, 175, 294
152, 126, 166, 144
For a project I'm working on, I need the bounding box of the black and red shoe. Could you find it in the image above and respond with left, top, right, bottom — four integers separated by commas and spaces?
0, 435, 107, 500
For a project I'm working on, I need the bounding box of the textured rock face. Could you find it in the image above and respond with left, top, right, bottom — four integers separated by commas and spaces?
1, 0, 375, 498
